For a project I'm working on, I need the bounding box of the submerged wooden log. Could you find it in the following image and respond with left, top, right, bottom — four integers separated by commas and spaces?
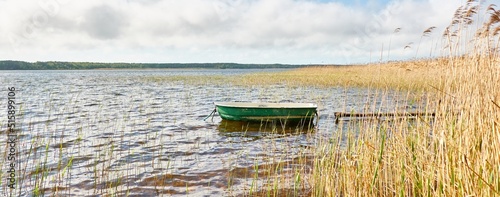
334, 112, 436, 118
334, 112, 436, 123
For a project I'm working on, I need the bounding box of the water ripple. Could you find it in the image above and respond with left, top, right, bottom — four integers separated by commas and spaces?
0, 69, 412, 196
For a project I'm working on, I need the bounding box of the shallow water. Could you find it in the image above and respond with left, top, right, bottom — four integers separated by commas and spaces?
0, 69, 414, 196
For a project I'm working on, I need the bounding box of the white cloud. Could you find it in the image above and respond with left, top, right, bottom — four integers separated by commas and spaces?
0, 0, 489, 64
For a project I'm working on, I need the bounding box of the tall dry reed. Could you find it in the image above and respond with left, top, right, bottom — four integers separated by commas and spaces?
310, 1, 499, 196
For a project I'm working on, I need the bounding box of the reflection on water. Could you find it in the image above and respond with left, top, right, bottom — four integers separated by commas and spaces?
218, 119, 315, 134
0, 69, 418, 196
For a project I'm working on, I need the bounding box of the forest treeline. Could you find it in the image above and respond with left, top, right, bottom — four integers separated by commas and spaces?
0, 61, 314, 70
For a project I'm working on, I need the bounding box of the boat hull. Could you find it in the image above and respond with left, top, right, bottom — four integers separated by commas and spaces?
215, 102, 317, 122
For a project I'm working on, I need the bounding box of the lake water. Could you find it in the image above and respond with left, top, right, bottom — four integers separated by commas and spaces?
0, 69, 413, 196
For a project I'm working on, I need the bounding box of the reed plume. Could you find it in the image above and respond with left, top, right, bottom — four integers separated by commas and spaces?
415, 26, 436, 58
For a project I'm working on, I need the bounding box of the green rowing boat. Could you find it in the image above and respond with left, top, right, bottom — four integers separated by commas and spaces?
214, 102, 317, 122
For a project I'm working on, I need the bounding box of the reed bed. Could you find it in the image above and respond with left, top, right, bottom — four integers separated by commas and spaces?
308, 56, 499, 196
148, 60, 447, 91
305, 2, 500, 196
235, 59, 448, 91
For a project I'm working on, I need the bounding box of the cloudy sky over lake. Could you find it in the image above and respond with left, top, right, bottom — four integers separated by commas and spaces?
0, 0, 489, 64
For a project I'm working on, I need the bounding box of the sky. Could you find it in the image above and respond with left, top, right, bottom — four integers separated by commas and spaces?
0, 0, 488, 64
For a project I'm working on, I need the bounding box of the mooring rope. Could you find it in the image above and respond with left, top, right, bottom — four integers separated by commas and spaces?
203, 108, 217, 121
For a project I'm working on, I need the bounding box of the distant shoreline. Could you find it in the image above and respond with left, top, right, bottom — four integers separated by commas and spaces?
0, 60, 333, 70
